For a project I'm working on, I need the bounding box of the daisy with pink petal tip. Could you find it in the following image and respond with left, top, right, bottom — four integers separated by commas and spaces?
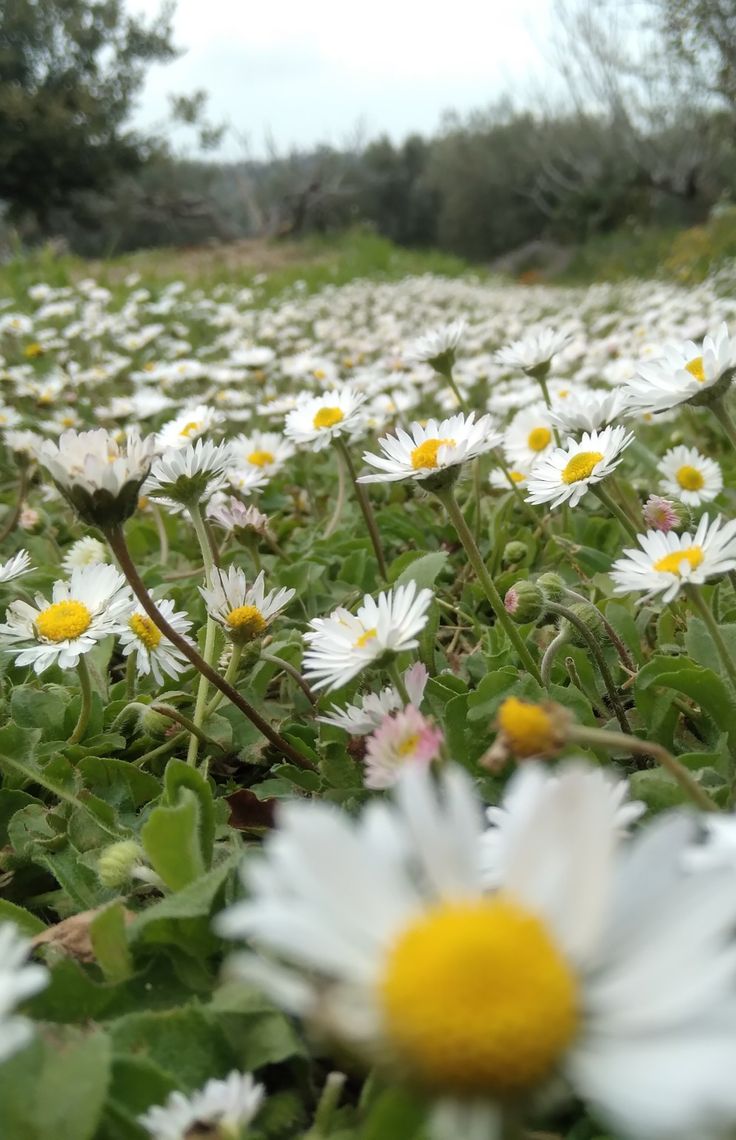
363, 704, 444, 790
318, 662, 429, 736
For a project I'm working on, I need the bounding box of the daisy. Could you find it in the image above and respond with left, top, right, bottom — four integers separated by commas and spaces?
216, 761, 736, 1140
229, 430, 295, 478
408, 319, 466, 372
548, 387, 631, 433
39, 428, 157, 527
200, 566, 295, 644
0, 550, 32, 583
145, 439, 231, 506
658, 445, 722, 506
358, 413, 501, 486
139, 1071, 264, 1140
526, 425, 633, 509
156, 403, 224, 449
0, 923, 49, 1064
61, 536, 109, 574
284, 386, 367, 451
610, 514, 736, 603
625, 322, 736, 414
503, 404, 555, 468
495, 326, 572, 374
0, 563, 131, 674
302, 581, 433, 692
319, 662, 429, 735
489, 465, 530, 491
207, 495, 269, 537
364, 705, 444, 790
117, 599, 193, 686
642, 494, 682, 533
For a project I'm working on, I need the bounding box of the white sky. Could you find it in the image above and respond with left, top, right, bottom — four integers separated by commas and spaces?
129, 0, 557, 159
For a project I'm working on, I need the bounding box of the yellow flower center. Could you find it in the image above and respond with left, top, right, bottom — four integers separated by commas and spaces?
410, 438, 456, 470
685, 355, 706, 382
313, 369, 327, 381
313, 406, 344, 430
35, 600, 92, 643
654, 546, 704, 575
24, 343, 43, 358
380, 898, 578, 1095
398, 732, 420, 756
247, 449, 275, 468
561, 450, 603, 484
675, 464, 705, 491
129, 613, 162, 650
354, 627, 377, 649
497, 697, 556, 758
509, 470, 526, 484
179, 421, 201, 438
527, 427, 551, 452
226, 604, 267, 640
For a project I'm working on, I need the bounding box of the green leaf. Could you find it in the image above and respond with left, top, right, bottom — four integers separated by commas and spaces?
10, 685, 70, 738
141, 788, 205, 890
90, 902, 133, 983
358, 1087, 427, 1140
635, 656, 736, 742
130, 853, 239, 945
0, 1029, 111, 1140
0, 899, 45, 935
163, 758, 215, 869
685, 616, 736, 670
393, 550, 449, 589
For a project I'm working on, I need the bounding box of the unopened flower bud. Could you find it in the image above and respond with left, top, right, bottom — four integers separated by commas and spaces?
481, 696, 571, 771
536, 572, 566, 603
97, 840, 144, 889
565, 601, 606, 648
503, 582, 544, 624
138, 705, 173, 739
502, 540, 528, 566
642, 495, 691, 534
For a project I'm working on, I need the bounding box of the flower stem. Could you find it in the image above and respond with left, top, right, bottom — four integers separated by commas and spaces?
152, 704, 226, 753
336, 438, 388, 581
545, 600, 631, 732
686, 584, 736, 691
388, 660, 410, 705
150, 504, 169, 567
541, 626, 569, 687
187, 501, 219, 766
710, 394, 736, 454
0, 468, 28, 545
563, 587, 636, 672
435, 485, 542, 683
261, 651, 317, 706
568, 724, 719, 812
125, 653, 136, 702
69, 655, 92, 745
593, 484, 638, 540
106, 525, 316, 770
325, 445, 348, 539
204, 643, 243, 719
443, 365, 467, 412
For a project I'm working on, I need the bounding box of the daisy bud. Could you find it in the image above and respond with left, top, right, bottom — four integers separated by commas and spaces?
502, 540, 528, 566
97, 840, 145, 889
642, 494, 689, 533
536, 571, 566, 603
18, 506, 41, 532
565, 601, 606, 648
138, 704, 175, 739
503, 582, 544, 624
482, 696, 571, 771
39, 429, 157, 528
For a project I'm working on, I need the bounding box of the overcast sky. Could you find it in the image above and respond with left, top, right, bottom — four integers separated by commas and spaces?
129, 0, 558, 159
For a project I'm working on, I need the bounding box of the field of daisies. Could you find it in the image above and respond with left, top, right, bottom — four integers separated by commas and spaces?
2, 265, 736, 1140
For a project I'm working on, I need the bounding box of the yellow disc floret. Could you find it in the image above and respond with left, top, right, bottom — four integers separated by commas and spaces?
380, 898, 578, 1095
129, 613, 162, 650
497, 696, 557, 757
354, 627, 377, 649
676, 464, 705, 491
685, 356, 706, 382
410, 438, 456, 470
35, 600, 92, 643
247, 450, 275, 467
654, 547, 704, 575
179, 421, 201, 438
226, 604, 267, 641
313, 406, 344, 430
527, 427, 552, 452
561, 451, 604, 484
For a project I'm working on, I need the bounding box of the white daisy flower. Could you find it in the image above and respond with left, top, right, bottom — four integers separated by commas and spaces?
610, 514, 736, 603
408, 319, 466, 370
302, 581, 433, 692
479, 763, 645, 888
0, 563, 130, 674
229, 430, 295, 477
61, 536, 109, 574
156, 404, 224, 450
117, 599, 193, 686
145, 439, 231, 506
495, 326, 572, 373
526, 425, 633, 509
625, 322, 736, 414
503, 404, 555, 468
0, 923, 49, 1064
319, 662, 429, 735
283, 386, 367, 451
39, 428, 157, 527
489, 465, 530, 491
364, 704, 444, 790
358, 413, 501, 485
0, 405, 22, 431
4, 430, 43, 466
658, 445, 722, 506
207, 496, 269, 536
548, 387, 631, 433
139, 1071, 264, 1140
217, 761, 736, 1140
200, 566, 295, 644
0, 550, 32, 583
